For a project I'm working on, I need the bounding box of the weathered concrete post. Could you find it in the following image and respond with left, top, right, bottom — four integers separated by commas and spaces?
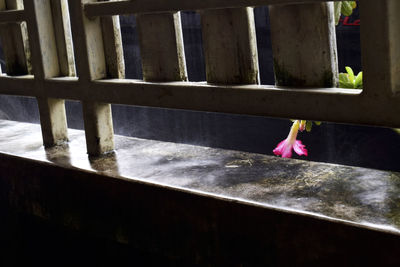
136, 12, 187, 82
360, 0, 400, 97
20, 0, 70, 147
50, 0, 76, 77
100, 1, 125, 79
269, 3, 338, 87
200, 8, 259, 84
69, 0, 120, 156
0, 0, 31, 75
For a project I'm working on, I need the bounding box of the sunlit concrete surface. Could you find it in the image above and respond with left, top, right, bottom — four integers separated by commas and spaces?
1, 119, 400, 234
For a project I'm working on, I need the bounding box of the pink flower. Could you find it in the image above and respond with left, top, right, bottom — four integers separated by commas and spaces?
273, 120, 308, 158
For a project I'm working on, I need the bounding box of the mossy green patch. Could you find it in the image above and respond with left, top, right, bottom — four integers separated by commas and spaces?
273, 60, 335, 87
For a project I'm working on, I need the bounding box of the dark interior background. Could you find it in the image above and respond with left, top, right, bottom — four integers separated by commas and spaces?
1, 6, 399, 172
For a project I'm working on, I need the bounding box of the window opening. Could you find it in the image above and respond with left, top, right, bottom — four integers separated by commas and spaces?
181, 11, 205, 82
254, 6, 274, 85
119, 14, 142, 79
336, 2, 361, 75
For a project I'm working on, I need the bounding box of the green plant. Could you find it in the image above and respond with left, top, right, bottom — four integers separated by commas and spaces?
334, 1, 357, 25
339, 66, 363, 89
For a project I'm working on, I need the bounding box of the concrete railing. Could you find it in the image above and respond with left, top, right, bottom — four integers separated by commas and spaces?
0, 0, 399, 155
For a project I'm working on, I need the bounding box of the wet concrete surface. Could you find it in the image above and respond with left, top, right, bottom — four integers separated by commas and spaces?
1, 119, 400, 234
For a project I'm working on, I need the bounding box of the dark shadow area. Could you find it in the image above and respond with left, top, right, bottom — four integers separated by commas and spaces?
336, 7, 362, 73
119, 14, 143, 80
0, 95, 39, 123
0, 39, 4, 71
181, 11, 206, 82
254, 7, 275, 85
65, 100, 84, 130
0, 209, 177, 267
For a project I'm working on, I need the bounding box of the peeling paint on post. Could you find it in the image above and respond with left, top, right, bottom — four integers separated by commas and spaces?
200, 8, 259, 85
269, 3, 338, 87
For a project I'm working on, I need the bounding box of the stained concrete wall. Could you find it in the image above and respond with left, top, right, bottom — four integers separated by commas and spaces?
1, 152, 400, 266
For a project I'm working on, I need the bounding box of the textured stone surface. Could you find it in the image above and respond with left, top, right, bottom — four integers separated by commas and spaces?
269, 3, 338, 87
1, 119, 400, 234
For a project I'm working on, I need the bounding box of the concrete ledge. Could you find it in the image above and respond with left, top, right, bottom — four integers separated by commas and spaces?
1, 120, 400, 265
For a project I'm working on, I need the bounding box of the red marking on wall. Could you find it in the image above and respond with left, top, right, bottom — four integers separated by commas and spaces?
339, 17, 360, 26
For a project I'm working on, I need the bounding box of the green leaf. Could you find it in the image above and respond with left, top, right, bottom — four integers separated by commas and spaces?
341, 1, 354, 17
339, 73, 355, 89
345, 66, 355, 82
339, 73, 350, 82
314, 121, 322, 126
306, 121, 313, 132
340, 81, 355, 89
354, 71, 363, 89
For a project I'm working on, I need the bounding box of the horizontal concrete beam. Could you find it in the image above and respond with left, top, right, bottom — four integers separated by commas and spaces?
2, 76, 400, 128
0, 9, 24, 23
84, 0, 343, 17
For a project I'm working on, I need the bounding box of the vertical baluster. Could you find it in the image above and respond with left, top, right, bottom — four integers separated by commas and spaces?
0, 0, 31, 75
69, 0, 118, 156
200, 7, 259, 84
360, 0, 400, 98
136, 12, 187, 82
100, 0, 125, 79
269, 3, 338, 87
50, 0, 76, 77
16, 0, 69, 147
